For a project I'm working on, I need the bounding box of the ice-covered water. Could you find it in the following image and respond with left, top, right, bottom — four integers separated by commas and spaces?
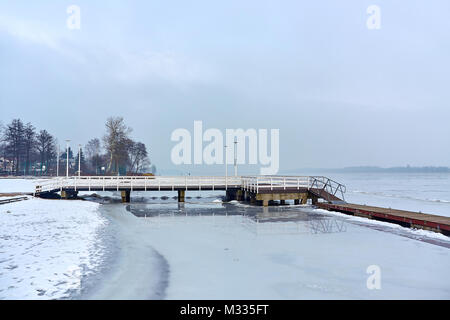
128, 212, 450, 299
323, 173, 450, 217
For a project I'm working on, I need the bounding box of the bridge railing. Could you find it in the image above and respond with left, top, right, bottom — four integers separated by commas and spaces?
35, 175, 346, 201
241, 176, 310, 193
35, 176, 243, 193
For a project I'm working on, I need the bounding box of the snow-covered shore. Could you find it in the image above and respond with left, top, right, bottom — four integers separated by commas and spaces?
0, 178, 41, 194
0, 198, 106, 299
81, 204, 169, 300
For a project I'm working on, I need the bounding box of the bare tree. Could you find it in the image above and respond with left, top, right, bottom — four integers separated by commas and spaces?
36, 130, 56, 175
103, 117, 132, 174
85, 138, 102, 174
128, 141, 149, 173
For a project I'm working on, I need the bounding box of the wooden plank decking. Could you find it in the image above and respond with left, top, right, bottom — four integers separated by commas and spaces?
317, 202, 450, 235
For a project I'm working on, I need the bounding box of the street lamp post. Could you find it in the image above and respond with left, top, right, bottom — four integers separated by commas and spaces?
224, 144, 228, 189
65, 140, 70, 178
234, 137, 238, 177
78, 144, 81, 177
56, 145, 60, 177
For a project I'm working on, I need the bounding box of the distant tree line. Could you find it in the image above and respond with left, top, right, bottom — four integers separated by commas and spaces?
0, 117, 155, 176
328, 166, 450, 173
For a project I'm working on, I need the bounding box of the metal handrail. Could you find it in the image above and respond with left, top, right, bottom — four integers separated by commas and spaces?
308, 176, 346, 201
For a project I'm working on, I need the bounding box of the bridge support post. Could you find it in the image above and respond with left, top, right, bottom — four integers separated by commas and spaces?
301, 193, 308, 204
280, 200, 286, 205
236, 189, 244, 201
61, 190, 78, 199
178, 190, 185, 202
294, 199, 300, 205
121, 190, 131, 203
226, 189, 238, 201
259, 194, 270, 207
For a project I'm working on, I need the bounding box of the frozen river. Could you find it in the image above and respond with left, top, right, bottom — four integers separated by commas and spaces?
83, 194, 450, 299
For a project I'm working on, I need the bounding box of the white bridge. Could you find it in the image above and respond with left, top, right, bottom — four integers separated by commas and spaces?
35, 175, 346, 205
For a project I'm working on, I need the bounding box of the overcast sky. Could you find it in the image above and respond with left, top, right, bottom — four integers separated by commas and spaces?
0, 1, 449, 173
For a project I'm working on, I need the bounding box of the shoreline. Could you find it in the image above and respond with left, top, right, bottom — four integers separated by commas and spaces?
80, 203, 169, 300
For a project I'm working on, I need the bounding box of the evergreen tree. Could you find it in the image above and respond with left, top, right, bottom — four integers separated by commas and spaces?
4, 119, 25, 175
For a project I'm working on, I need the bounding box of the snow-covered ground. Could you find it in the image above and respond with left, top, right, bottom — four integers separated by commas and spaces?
0, 198, 107, 299
0, 178, 42, 194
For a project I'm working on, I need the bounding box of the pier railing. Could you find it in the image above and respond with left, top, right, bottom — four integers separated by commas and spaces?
241, 175, 345, 201
241, 176, 310, 193
308, 176, 346, 201
35, 175, 346, 201
35, 176, 243, 194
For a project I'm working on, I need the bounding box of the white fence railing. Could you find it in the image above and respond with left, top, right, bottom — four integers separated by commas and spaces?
35, 176, 242, 194
241, 176, 310, 193
35, 175, 346, 200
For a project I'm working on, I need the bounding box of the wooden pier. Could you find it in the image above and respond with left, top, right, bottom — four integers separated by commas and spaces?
317, 202, 450, 236
0, 196, 29, 205
34, 175, 345, 206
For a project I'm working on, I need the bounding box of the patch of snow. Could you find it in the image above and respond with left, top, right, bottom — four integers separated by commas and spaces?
0, 179, 41, 193
0, 198, 106, 299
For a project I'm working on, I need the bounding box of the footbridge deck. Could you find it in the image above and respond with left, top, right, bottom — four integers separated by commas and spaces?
317, 202, 450, 236
35, 175, 345, 205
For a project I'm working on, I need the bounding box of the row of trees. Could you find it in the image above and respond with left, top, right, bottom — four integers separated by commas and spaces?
0, 117, 154, 176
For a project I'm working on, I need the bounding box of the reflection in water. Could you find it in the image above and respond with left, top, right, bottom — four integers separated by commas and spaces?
123, 194, 348, 235
81, 191, 449, 246
308, 219, 347, 234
